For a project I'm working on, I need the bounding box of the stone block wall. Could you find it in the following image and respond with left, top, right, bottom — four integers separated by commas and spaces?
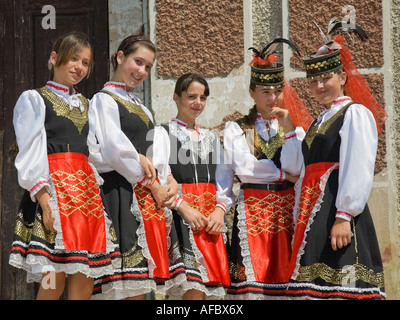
155, 0, 244, 79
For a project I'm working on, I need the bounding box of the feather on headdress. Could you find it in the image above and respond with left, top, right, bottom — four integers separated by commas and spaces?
249, 38, 301, 67
304, 18, 387, 135
313, 18, 368, 57
248, 38, 313, 130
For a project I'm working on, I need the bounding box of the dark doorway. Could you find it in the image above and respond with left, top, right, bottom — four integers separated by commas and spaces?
0, 0, 109, 299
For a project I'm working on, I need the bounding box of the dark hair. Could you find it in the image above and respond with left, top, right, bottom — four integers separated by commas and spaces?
174, 73, 210, 97
111, 35, 157, 71
48, 32, 93, 80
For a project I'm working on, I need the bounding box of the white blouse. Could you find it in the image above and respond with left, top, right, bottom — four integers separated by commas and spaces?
223, 114, 305, 184
308, 96, 378, 220
88, 81, 169, 186
154, 119, 235, 213
13, 81, 86, 201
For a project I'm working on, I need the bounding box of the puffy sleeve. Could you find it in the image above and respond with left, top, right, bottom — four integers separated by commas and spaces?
214, 138, 235, 213
336, 104, 378, 220
223, 121, 284, 183
13, 90, 51, 201
88, 92, 146, 185
280, 127, 306, 176
152, 125, 172, 186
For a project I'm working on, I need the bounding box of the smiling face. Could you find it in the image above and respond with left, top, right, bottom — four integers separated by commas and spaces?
114, 46, 155, 89
308, 71, 347, 108
250, 85, 283, 119
51, 47, 91, 89
174, 81, 207, 126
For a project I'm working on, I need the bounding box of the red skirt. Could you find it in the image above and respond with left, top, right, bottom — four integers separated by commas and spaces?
134, 182, 170, 279
242, 187, 294, 283
287, 162, 339, 280
181, 182, 230, 287
48, 152, 107, 253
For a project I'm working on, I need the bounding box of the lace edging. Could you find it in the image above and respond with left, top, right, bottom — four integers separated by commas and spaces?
236, 189, 256, 281
177, 185, 210, 283
290, 163, 339, 280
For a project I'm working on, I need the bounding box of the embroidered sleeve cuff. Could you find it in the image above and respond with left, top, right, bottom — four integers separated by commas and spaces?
29, 180, 51, 202
137, 176, 149, 186
336, 210, 353, 222
216, 202, 227, 213
174, 196, 184, 210
278, 169, 286, 183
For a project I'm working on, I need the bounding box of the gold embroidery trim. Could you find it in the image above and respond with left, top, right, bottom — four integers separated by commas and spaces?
304, 103, 353, 148
122, 243, 145, 268
296, 183, 322, 225
245, 193, 294, 236
257, 126, 285, 160
296, 261, 384, 288
184, 190, 216, 218
51, 169, 104, 218
134, 185, 165, 221
102, 91, 150, 128
14, 212, 57, 244
39, 87, 88, 134
305, 55, 342, 72
238, 119, 286, 160
251, 70, 284, 82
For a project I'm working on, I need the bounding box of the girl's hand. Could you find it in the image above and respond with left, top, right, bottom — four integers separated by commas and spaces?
330, 217, 352, 251
147, 180, 169, 209
35, 187, 56, 233
205, 207, 225, 235
270, 107, 295, 133
178, 201, 209, 232
164, 176, 179, 208
139, 154, 156, 185
285, 172, 299, 184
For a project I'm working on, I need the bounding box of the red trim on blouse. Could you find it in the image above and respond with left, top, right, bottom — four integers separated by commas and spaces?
30, 181, 49, 196
284, 133, 297, 140
171, 119, 199, 132
333, 97, 352, 105
104, 82, 126, 90
336, 210, 353, 221
46, 82, 69, 93
278, 169, 285, 183
216, 202, 227, 211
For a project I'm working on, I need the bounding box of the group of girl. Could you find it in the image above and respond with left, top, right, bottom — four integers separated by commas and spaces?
9, 24, 386, 300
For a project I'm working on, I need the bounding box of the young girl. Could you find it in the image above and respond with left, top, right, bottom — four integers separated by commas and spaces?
155, 73, 235, 299
9, 32, 116, 300
88, 35, 185, 300
286, 22, 387, 300
223, 39, 312, 299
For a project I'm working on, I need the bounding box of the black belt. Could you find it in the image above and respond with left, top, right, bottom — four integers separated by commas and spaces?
240, 182, 294, 191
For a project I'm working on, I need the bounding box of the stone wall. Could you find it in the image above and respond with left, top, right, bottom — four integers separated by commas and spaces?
148, 0, 253, 127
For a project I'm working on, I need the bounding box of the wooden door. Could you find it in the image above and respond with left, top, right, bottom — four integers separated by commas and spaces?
0, 0, 109, 299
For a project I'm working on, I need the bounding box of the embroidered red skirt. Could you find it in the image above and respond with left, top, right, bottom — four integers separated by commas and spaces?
48, 152, 107, 253
134, 182, 170, 279
243, 186, 294, 283
181, 182, 230, 287
287, 162, 339, 279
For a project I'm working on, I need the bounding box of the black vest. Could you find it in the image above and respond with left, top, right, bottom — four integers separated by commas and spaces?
101, 91, 154, 158
37, 87, 89, 156
302, 103, 353, 166
162, 123, 217, 185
